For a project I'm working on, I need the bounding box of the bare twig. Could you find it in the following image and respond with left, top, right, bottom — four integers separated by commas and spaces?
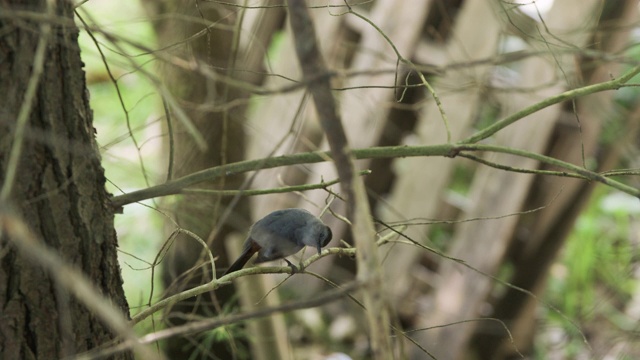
286, 0, 393, 358
461, 63, 640, 144
84, 281, 361, 359
183, 170, 371, 196
111, 142, 639, 208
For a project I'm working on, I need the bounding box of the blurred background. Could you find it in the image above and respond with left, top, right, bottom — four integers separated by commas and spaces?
77, 0, 640, 359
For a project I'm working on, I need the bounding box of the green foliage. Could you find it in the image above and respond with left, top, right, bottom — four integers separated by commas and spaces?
544, 187, 638, 355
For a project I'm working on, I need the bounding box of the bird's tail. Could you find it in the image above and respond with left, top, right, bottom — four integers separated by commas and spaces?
222, 239, 261, 276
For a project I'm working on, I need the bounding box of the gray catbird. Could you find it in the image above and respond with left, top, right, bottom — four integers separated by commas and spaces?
223, 208, 332, 276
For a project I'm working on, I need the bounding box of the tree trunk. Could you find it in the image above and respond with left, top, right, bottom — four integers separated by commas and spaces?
140, 1, 282, 357
0, 1, 132, 359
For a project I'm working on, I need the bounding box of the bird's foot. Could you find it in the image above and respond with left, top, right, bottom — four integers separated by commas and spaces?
284, 259, 302, 274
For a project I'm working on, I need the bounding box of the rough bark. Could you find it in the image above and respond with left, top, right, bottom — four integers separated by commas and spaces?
0, 1, 131, 359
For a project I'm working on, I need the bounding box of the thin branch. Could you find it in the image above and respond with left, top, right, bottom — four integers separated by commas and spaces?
77, 9, 208, 152
377, 221, 591, 351
182, 170, 372, 196
286, 0, 393, 358
458, 153, 585, 178
83, 281, 361, 359
461, 63, 640, 144
342, 3, 451, 142
74, 10, 155, 188
141, 280, 360, 342
144, 246, 353, 317
109, 145, 449, 207
453, 143, 639, 196
111, 142, 638, 208
129, 244, 355, 328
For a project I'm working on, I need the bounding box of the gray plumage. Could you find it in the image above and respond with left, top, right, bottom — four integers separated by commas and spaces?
223, 208, 332, 275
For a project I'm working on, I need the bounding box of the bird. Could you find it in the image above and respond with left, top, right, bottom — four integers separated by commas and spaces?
223, 208, 332, 276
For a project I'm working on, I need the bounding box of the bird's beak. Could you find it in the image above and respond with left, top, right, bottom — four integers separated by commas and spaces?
317, 244, 322, 255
